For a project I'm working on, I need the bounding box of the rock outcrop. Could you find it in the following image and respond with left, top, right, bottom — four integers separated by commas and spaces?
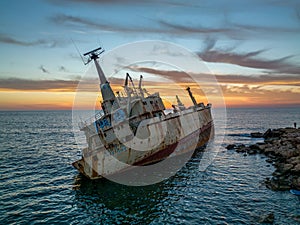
226, 128, 300, 191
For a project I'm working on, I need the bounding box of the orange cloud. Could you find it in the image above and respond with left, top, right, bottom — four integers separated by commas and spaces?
0, 73, 299, 110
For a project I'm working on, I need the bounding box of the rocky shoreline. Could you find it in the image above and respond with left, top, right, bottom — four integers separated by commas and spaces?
226, 127, 300, 191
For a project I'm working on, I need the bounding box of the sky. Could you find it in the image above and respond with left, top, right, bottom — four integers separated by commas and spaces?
0, 0, 300, 110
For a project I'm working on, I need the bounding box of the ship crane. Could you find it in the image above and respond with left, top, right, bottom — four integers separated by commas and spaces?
186, 87, 197, 106
83, 47, 117, 113
176, 95, 185, 110
138, 75, 145, 99
83, 47, 106, 83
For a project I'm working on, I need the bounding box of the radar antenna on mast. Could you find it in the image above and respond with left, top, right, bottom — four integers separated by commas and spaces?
83, 47, 105, 65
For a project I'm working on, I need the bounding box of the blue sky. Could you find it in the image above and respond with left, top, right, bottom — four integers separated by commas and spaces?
0, 0, 299, 109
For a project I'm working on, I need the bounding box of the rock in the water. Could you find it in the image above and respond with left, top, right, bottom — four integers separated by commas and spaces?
266, 158, 273, 163
282, 163, 294, 174
226, 127, 300, 191
249, 144, 260, 150
263, 129, 272, 139
287, 156, 300, 165
266, 174, 291, 191
291, 164, 300, 173
263, 129, 281, 139
226, 144, 236, 150
292, 177, 300, 189
251, 132, 263, 138
236, 146, 247, 153
293, 215, 300, 223
247, 149, 257, 155
259, 213, 274, 223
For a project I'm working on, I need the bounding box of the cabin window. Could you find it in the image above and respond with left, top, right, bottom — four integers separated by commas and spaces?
143, 102, 147, 105
150, 101, 153, 104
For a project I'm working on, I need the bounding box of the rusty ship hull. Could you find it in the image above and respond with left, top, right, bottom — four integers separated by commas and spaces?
73, 107, 213, 180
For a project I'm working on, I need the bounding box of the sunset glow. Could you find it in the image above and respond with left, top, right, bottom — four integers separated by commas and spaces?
0, 0, 299, 110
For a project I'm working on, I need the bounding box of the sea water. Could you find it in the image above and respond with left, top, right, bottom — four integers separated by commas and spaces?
0, 108, 299, 224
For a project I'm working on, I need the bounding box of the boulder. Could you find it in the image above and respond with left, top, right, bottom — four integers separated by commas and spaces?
263, 129, 272, 139
259, 213, 274, 223
247, 149, 257, 155
267, 177, 290, 191
293, 215, 300, 223
249, 144, 260, 150
236, 145, 247, 153
251, 132, 263, 138
292, 177, 300, 189
263, 129, 282, 139
226, 144, 236, 150
291, 164, 300, 173
280, 163, 294, 174
266, 158, 273, 163
287, 156, 300, 166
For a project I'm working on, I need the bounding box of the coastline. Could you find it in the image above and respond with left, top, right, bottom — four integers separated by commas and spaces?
226, 127, 300, 191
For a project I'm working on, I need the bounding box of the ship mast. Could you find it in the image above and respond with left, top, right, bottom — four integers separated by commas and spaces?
83, 47, 117, 114
186, 87, 197, 106
138, 75, 144, 99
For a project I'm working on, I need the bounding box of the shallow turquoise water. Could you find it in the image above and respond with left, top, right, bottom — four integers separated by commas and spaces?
0, 108, 299, 224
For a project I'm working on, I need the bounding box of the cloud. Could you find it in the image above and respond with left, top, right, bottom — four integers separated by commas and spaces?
59, 66, 68, 72
232, 23, 300, 33
48, 0, 202, 8
0, 33, 68, 48
49, 2, 300, 40
127, 66, 300, 86
198, 48, 300, 75
0, 77, 112, 92
48, 0, 144, 5
39, 65, 50, 74
221, 84, 300, 107
50, 14, 241, 37
296, 8, 300, 21
0, 78, 79, 91
156, 20, 235, 35
51, 14, 160, 33
217, 74, 300, 86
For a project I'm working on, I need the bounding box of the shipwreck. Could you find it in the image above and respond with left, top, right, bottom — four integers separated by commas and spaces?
72, 47, 213, 179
